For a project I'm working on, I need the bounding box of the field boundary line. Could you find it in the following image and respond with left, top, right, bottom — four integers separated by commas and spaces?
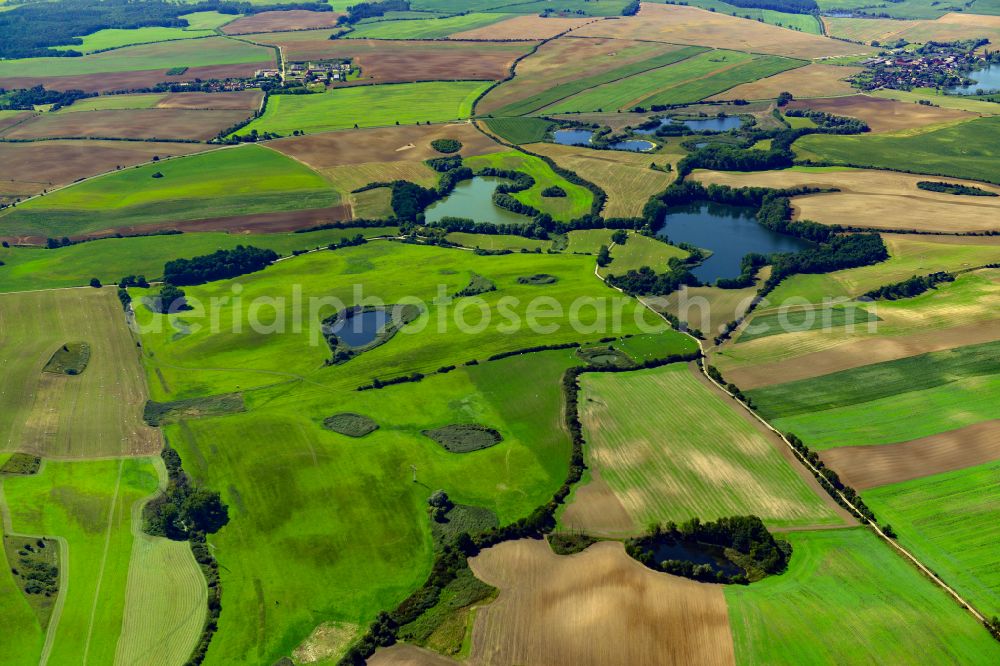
593, 242, 994, 629
81, 458, 125, 666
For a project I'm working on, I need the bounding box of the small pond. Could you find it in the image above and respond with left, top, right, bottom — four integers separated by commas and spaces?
553, 129, 594, 146
607, 139, 655, 152
656, 201, 813, 283
328, 309, 389, 347
636, 116, 742, 134
424, 176, 533, 226
652, 538, 745, 577
948, 63, 1000, 95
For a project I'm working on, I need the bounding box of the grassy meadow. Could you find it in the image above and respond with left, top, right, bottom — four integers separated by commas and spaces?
464, 151, 593, 221
0, 226, 398, 292
865, 459, 1000, 618
480, 117, 553, 144
794, 116, 1000, 184
725, 528, 1000, 665
577, 364, 845, 529
52, 12, 234, 54
0, 288, 159, 459
346, 13, 513, 39
3, 459, 159, 665
1, 145, 340, 237
0, 524, 44, 663
237, 82, 490, 136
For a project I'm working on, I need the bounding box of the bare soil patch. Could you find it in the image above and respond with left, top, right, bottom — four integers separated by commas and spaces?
369, 644, 460, 665
726, 320, 1000, 389
244, 36, 526, 84
155, 89, 263, 110
560, 468, 638, 537
451, 15, 596, 40
94, 204, 354, 238
821, 420, 1000, 490
269, 123, 503, 169
708, 64, 861, 101
0, 140, 211, 206
0, 63, 269, 94
787, 95, 974, 133
1, 108, 249, 141
571, 4, 869, 59
467, 539, 736, 666
222, 10, 343, 35
0, 111, 32, 133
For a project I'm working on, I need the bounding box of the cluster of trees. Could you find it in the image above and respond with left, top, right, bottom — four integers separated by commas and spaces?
677, 143, 793, 177
328, 234, 367, 251
145, 447, 230, 541
118, 274, 149, 288
863, 271, 954, 300
785, 108, 869, 133
606, 263, 699, 296
597, 244, 611, 267
766, 233, 887, 289
715, 252, 767, 289
430, 138, 462, 154
357, 371, 425, 391
337, 0, 409, 26
541, 185, 567, 197
627, 515, 791, 585
11, 541, 58, 597
425, 156, 463, 173
163, 245, 279, 286
622, 0, 641, 15
786, 433, 876, 523
148, 283, 187, 314
0, 86, 92, 110
917, 180, 998, 197
390, 180, 439, 221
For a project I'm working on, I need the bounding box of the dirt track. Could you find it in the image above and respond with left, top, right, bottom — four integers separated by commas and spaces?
821, 420, 1000, 490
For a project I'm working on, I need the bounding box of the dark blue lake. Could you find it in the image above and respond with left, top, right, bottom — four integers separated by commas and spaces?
424, 176, 532, 226
652, 539, 744, 576
636, 116, 743, 134
949, 63, 1000, 95
328, 309, 389, 347
553, 129, 593, 146
656, 202, 813, 283
608, 139, 655, 151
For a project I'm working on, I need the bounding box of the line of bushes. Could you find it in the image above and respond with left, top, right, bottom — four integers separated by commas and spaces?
863, 271, 954, 300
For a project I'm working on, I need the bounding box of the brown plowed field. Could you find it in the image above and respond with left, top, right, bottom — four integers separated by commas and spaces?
560, 468, 638, 537
821, 421, 1000, 490
570, 4, 871, 59
0, 111, 32, 133
369, 644, 460, 665
155, 89, 264, 110
269, 123, 504, 169
708, 64, 862, 101
450, 15, 596, 40
786, 95, 974, 133
467, 539, 736, 666
725, 320, 1000, 389
221, 10, 343, 35
0, 63, 270, 94
243, 35, 529, 83
0, 140, 212, 202
94, 204, 354, 237
0, 108, 250, 141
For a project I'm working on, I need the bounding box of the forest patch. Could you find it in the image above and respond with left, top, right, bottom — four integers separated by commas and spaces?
422, 424, 503, 453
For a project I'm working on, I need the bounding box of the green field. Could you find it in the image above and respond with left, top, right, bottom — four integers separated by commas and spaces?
869, 88, 1000, 116
55, 93, 166, 112
0, 288, 159, 459
750, 340, 1000, 447
664, 0, 823, 32
578, 364, 845, 529
345, 12, 513, 39
445, 231, 551, 251
726, 528, 1000, 665
544, 51, 802, 113
737, 305, 880, 343
464, 150, 593, 221
134, 241, 665, 399
0, 226, 398, 292
604, 231, 688, 274
2, 458, 160, 664
0, 37, 273, 79
865, 460, 1000, 618
161, 347, 581, 663
236, 81, 490, 136
480, 117, 553, 145
52, 12, 235, 54
489, 46, 708, 117
0, 145, 340, 237
794, 116, 1000, 185
615, 330, 699, 362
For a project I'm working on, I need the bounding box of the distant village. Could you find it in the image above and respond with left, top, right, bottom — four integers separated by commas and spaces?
256, 59, 356, 87
853, 40, 1000, 92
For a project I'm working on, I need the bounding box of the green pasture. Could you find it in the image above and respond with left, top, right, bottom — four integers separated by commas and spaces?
865, 459, 1000, 618
489, 46, 707, 117
236, 81, 489, 136
544, 51, 800, 113
52, 12, 234, 55
345, 13, 513, 39
445, 232, 551, 252
738, 305, 879, 343
794, 116, 1000, 185
615, 331, 698, 362
1, 145, 340, 237
2, 458, 159, 665
578, 364, 845, 529
133, 241, 666, 399
604, 232, 687, 274
55, 93, 166, 112
0, 226, 398, 292
480, 117, 553, 145
565, 229, 613, 254
725, 528, 1000, 665
0, 37, 273, 79
465, 151, 593, 221
869, 88, 1000, 116
165, 348, 581, 663
654, 0, 822, 31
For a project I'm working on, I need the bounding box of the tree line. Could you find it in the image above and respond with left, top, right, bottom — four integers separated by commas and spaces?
0, 86, 93, 110
863, 271, 954, 300
163, 245, 279, 286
